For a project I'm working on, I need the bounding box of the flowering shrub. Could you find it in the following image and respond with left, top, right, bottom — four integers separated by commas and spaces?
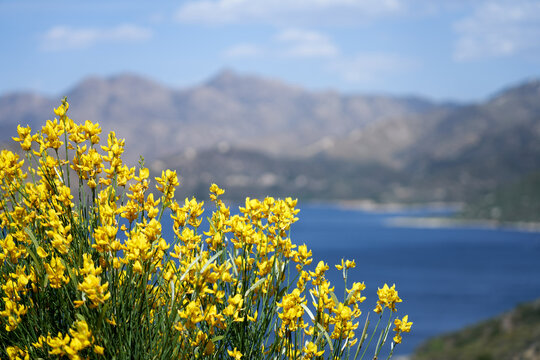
0, 98, 411, 359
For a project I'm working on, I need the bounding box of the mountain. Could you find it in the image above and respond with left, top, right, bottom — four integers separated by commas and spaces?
1, 71, 540, 208
157, 147, 402, 202
0, 70, 438, 164
311, 79, 540, 202
460, 171, 540, 222
400, 79, 540, 200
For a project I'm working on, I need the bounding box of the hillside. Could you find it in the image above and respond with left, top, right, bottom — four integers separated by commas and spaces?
157, 147, 402, 202
460, 171, 540, 222
412, 298, 540, 360
1, 71, 540, 210
0, 70, 437, 164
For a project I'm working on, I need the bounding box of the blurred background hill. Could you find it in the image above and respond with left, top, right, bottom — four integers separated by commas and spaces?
2, 71, 540, 222
412, 298, 540, 360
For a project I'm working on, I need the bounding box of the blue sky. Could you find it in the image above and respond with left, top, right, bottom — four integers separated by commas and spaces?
1, 0, 539, 101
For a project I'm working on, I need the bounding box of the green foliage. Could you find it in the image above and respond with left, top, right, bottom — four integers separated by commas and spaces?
412, 299, 540, 360
0, 99, 411, 360
460, 171, 540, 222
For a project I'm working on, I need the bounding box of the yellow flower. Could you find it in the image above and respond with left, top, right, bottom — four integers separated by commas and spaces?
178, 300, 204, 329
393, 315, 413, 343
310, 260, 329, 286
293, 243, 313, 271
155, 169, 180, 200
374, 283, 402, 313
277, 288, 306, 333
44, 256, 69, 289
346, 281, 367, 305
6, 345, 29, 360
12, 125, 35, 151
335, 258, 356, 270
77, 254, 111, 308
209, 183, 225, 202
227, 347, 243, 359
223, 293, 244, 321
53, 103, 67, 116
94, 345, 105, 355
303, 341, 324, 359
46, 332, 70, 356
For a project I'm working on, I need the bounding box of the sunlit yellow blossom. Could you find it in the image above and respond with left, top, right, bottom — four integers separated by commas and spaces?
223, 293, 244, 321
293, 243, 312, 271
346, 281, 367, 305
0, 150, 26, 184
227, 347, 242, 359
277, 288, 306, 333
209, 183, 225, 202
0, 234, 26, 264
6, 345, 29, 360
47, 332, 70, 356
0, 298, 28, 331
393, 315, 413, 344
45, 256, 69, 288
54, 103, 68, 116
77, 254, 110, 308
178, 300, 204, 330
12, 125, 35, 151
81, 119, 101, 144
310, 260, 329, 286
155, 169, 179, 200
94, 345, 105, 355
40, 118, 64, 150
303, 341, 324, 359
330, 302, 360, 341
336, 258, 356, 270
374, 283, 402, 313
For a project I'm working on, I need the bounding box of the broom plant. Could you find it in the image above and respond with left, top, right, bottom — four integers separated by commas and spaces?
0, 98, 411, 359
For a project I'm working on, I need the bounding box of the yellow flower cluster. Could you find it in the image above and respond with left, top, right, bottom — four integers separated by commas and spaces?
32, 319, 103, 360
0, 99, 411, 359
76, 254, 110, 308
393, 315, 413, 344
374, 283, 402, 313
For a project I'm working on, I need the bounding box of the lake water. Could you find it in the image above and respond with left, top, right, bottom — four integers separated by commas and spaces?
160, 203, 540, 356
292, 204, 540, 355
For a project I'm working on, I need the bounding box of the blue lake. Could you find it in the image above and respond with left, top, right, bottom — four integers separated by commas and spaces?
291, 204, 540, 355
159, 203, 540, 356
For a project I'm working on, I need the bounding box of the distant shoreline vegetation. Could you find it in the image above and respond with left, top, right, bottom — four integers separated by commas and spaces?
325, 200, 540, 232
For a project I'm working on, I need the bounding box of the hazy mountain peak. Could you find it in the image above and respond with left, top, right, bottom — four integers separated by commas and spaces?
68, 73, 168, 95
489, 77, 540, 102
205, 69, 302, 99
206, 68, 239, 87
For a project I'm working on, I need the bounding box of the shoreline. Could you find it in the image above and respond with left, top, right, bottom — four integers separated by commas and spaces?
314, 199, 540, 233
331, 199, 463, 213
385, 216, 540, 233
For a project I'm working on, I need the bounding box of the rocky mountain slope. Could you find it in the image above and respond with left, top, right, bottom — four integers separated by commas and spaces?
0, 70, 437, 164
1, 71, 540, 205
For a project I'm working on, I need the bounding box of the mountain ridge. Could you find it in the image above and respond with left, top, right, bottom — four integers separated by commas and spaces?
1, 71, 540, 206
0, 70, 444, 163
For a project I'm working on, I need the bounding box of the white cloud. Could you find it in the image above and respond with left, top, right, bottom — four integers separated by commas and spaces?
223, 28, 338, 59
223, 43, 264, 58
41, 24, 153, 51
176, 0, 404, 25
275, 29, 338, 58
221, 28, 414, 84
453, 0, 540, 61
329, 52, 415, 83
